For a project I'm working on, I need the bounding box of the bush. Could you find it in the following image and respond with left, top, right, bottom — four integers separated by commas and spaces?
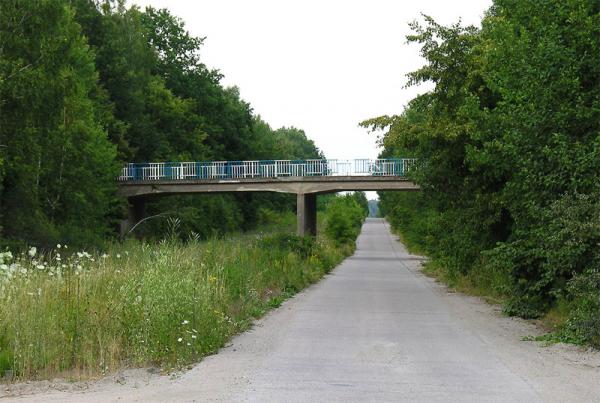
324, 194, 367, 246
564, 267, 600, 347
484, 193, 600, 319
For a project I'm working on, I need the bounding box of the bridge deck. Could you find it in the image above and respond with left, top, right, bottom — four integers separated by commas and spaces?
117, 158, 419, 197
116, 158, 420, 236
117, 175, 419, 198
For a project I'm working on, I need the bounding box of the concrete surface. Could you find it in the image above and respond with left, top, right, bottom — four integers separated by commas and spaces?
4, 218, 600, 402
116, 175, 419, 198
296, 193, 317, 236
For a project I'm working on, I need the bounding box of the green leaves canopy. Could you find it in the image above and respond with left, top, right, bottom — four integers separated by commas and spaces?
0, 0, 324, 246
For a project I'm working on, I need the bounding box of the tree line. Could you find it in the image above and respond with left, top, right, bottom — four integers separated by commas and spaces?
0, 0, 323, 248
364, 0, 599, 346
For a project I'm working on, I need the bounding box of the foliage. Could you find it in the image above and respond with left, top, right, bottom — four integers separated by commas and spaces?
368, 0, 600, 344
260, 233, 318, 260
0, 0, 119, 249
0, 0, 324, 246
0, 225, 354, 380
324, 193, 368, 246
565, 266, 600, 348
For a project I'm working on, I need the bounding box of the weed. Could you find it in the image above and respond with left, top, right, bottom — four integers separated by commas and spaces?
0, 232, 349, 381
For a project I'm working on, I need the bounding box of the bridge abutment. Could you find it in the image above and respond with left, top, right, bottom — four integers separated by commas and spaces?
297, 193, 317, 237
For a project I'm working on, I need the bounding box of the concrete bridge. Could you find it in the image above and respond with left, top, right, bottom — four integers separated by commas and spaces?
117, 158, 419, 236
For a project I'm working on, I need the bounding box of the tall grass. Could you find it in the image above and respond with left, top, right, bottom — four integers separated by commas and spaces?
0, 232, 351, 381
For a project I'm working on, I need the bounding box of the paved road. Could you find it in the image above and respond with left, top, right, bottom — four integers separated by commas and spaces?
8, 218, 600, 402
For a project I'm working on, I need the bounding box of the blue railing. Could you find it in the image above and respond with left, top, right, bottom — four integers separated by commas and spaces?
118, 158, 416, 182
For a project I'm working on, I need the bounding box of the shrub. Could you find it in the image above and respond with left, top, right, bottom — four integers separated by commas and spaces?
564, 266, 600, 347
324, 194, 367, 246
484, 192, 600, 319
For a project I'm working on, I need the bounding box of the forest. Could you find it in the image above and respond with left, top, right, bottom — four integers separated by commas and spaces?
0, 0, 326, 248
363, 0, 599, 346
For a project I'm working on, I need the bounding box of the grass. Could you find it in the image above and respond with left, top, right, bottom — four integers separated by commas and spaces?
0, 231, 353, 381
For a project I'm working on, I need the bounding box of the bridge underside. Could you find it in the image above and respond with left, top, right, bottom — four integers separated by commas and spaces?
117, 176, 419, 237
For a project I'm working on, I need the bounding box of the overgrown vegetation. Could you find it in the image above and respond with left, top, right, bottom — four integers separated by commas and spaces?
366, 0, 600, 347
0, 223, 359, 380
0, 190, 369, 380
0, 0, 322, 248
324, 193, 369, 246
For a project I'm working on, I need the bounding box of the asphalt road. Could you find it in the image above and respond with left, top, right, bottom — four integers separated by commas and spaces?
7, 218, 600, 402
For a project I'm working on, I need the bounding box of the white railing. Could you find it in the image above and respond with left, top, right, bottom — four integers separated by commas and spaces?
118, 158, 417, 181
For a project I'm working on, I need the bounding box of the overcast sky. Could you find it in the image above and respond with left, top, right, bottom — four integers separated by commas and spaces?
132, 0, 492, 160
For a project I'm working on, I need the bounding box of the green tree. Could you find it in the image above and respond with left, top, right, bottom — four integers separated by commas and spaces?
369, 0, 600, 339
0, 0, 118, 247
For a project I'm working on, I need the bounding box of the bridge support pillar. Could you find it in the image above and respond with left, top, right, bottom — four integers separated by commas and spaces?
297, 193, 317, 237
120, 197, 146, 238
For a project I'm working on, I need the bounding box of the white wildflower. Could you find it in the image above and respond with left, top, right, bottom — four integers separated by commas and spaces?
36, 265, 44, 270
177, 338, 183, 343
57, 244, 61, 249
28, 247, 37, 257
116, 254, 121, 259
182, 320, 189, 325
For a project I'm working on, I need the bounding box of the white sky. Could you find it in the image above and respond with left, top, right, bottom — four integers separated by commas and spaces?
132, 0, 492, 162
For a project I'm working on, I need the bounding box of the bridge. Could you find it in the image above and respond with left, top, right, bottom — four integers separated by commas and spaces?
117, 158, 419, 236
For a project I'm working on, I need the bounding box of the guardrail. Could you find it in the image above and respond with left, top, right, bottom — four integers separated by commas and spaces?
118, 158, 417, 182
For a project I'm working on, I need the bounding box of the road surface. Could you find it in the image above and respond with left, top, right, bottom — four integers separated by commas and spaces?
5, 218, 600, 402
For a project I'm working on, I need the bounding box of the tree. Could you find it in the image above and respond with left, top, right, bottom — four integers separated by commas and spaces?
0, 0, 117, 247
369, 0, 600, 334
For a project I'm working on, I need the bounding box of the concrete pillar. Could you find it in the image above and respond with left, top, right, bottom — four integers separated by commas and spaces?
120, 197, 146, 238
297, 193, 317, 237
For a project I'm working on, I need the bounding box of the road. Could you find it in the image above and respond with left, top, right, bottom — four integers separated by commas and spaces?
5, 218, 600, 402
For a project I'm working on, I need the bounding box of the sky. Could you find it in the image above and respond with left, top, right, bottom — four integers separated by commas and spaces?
132, 0, 492, 160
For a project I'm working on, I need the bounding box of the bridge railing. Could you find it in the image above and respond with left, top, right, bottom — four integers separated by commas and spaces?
118, 158, 417, 182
